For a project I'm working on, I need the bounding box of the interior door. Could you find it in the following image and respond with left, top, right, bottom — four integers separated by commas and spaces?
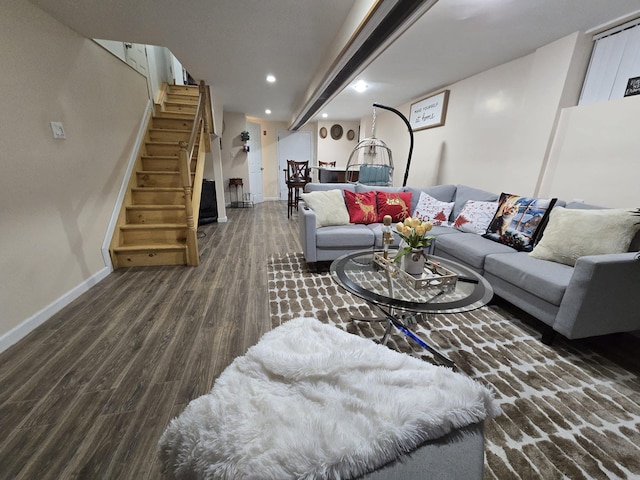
124, 43, 149, 77
277, 130, 312, 201
247, 122, 264, 203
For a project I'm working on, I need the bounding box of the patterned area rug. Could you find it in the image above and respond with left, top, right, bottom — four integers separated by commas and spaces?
268, 253, 640, 480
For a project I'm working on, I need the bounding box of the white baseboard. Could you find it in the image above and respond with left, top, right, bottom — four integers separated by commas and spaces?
0, 267, 111, 354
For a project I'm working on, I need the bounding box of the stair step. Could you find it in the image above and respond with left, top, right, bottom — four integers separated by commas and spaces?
132, 187, 184, 205
163, 103, 197, 114
136, 171, 181, 188
165, 94, 199, 105
126, 205, 186, 224
167, 85, 199, 96
145, 143, 179, 157
155, 110, 195, 120
119, 223, 188, 244
145, 141, 199, 157
151, 116, 194, 130
148, 129, 191, 142
112, 243, 187, 268
140, 156, 196, 172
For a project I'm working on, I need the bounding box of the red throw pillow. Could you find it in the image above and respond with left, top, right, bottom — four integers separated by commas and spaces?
376, 191, 412, 223
344, 190, 378, 224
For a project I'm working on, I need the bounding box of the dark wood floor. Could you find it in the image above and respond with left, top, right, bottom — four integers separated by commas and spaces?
0, 201, 301, 480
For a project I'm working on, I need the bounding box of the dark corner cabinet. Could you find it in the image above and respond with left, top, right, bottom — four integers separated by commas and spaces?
199, 179, 218, 225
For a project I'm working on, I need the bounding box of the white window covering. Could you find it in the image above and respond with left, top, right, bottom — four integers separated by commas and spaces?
580, 22, 640, 105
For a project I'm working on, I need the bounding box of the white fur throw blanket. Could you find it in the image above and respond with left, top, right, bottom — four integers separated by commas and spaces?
158, 318, 500, 479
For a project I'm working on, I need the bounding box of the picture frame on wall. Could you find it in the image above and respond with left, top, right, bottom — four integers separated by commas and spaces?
409, 90, 450, 131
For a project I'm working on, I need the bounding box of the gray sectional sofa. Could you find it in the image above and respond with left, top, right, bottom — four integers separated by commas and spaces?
299, 182, 640, 343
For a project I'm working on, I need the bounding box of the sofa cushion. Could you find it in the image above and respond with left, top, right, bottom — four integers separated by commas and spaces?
316, 224, 375, 248
529, 207, 640, 266
376, 191, 413, 223
452, 185, 499, 220
413, 192, 455, 226
344, 190, 378, 224
355, 185, 404, 194
452, 200, 499, 234
484, 193, 557, 252
300, 189, 350, 228
305, 182, 356, 193
435, 233, 516, 271
406, 185, 457, 214
484, 253, 574, 306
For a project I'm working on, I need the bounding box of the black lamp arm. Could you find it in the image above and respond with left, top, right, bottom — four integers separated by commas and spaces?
373, 103, 413, 187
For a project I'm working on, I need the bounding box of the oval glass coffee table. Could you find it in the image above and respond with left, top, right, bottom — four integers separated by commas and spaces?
330, 250, 494, 367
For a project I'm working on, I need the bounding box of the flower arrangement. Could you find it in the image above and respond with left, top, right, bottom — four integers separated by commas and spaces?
394, 217, 434, 262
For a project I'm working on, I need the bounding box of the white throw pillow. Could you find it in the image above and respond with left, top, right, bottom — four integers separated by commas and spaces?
413, 191, 455, 226
300, 189, 350, 227
452, 200, 499, 234
529, 207, 640, 266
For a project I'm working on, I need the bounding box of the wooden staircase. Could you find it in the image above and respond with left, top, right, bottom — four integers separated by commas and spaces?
110, 83, 212, 268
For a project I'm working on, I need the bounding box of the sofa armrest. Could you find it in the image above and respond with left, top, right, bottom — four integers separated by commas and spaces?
299, 203, 318, 262
554, 252, 640, 339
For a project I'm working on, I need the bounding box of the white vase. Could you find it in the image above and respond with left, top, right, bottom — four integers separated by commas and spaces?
403, 248, 425, 276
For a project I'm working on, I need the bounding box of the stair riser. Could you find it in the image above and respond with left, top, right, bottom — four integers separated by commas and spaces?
164, 104, 197, 114
167, 85, 199, 95
166, 95, 198, 105
151, 118, 194, 130
122, 229, 187, 245
141, 158, 196, 172
155, 111, 195, 120
148, 130, 190, 142
113, 249, 187, 268
132, 190, 185, 205
145, 144, 180, 156
137, 173, 181, 188
126, 209, 186, 224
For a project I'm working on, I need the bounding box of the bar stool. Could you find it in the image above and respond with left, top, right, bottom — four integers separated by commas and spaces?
285, 160, 310, 218
229, 178, 243, 207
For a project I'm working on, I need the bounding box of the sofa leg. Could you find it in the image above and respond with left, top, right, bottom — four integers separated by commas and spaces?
541, 327, 556, 346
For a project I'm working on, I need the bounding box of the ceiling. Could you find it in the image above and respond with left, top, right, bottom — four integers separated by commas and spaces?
29, 0, 640, 126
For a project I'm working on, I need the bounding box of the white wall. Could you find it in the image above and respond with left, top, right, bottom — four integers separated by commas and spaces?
0, 0, 149, 348
369, 31, 640, 208
221, 112, 249, 205
539, 95, 640, 207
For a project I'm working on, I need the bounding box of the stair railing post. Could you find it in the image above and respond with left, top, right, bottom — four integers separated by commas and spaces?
200, 81, 213, 151
179, 140, 199, 266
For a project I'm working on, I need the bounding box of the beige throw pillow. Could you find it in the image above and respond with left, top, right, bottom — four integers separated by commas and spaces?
300, 189, 350, 227
529, 207, 640, 266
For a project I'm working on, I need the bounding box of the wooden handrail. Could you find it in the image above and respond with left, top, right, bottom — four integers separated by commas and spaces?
178, 81, 214, 266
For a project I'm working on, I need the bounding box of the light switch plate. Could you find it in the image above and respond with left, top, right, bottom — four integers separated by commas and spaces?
50, 121, 66, 139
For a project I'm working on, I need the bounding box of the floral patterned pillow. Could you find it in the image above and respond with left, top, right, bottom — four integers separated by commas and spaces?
412, 192, 454, 226
453, 200, 499, 234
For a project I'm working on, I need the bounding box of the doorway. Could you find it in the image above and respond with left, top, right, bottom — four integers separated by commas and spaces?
247, 122, 264, 203
277, 130, 313, 201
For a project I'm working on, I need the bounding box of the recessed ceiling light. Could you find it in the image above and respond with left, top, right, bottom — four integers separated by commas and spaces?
353, 80, 368, 92
322, 113, 328, 118
265, 109, 272, 115
266, 74, 276, 83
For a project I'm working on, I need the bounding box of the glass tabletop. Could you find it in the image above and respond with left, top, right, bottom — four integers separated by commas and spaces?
330, 250, 494, 314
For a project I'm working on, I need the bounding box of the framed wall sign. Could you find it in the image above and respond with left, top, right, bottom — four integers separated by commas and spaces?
409, 90, 450, 131
624, 76, 640, 97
